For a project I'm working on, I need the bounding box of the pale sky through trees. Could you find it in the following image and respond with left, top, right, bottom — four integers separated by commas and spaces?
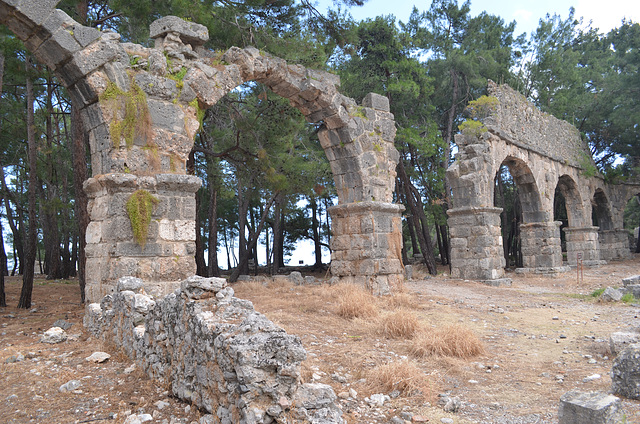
317, 0, 640, 35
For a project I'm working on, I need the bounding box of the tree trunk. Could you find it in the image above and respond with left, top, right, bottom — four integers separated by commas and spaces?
207, 183, 220, 277
397, 177, 420, 258
71, 107, 89, 299
310, 198, 323, 269
434, 219, 445, 265
271, 193, 284, 275
0, 167, 24, 275
42, 73, 62, 280
0, 50, 5, 305
397, 160, 437, 275
70, 233, 78, 278
439, 224, 450, 265
194, 192, 206, 276
18, 56, 37, 309
236, 177, 249, 276
230, 191, 279, 283
0, 219, 6, 307
635, 195, 640, 254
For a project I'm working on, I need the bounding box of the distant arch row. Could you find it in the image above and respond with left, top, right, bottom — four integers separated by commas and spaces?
448, 82, 639, 282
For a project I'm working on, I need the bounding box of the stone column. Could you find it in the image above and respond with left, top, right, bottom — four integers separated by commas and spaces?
84, 173, 201, 302
563, 226, 605, 266
329, 202, 404, 295
519, 221, 567, 273
599, 229, 631, 261
447, 207, 509, 283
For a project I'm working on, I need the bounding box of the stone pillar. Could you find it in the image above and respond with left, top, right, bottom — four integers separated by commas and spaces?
599, 229, 631, 261
329, 202, 404, 295
84, 173, 201, 302
447, 207, 508, 283
519, 221, 567, 273
564, 226, 605, 266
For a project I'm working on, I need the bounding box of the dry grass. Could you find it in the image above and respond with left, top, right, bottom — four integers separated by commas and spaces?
366, 360, 431, 398
335, 284, 379, 319
377, 309, 420, 339
384, 292, 418, 309
411, 324, 485, 359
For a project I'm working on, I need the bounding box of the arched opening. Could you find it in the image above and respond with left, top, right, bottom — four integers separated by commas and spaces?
554, 175, 582, 254
493, 164, 522, 268
500, 157, 545, 223
493, 157, 544, 270
192, 81, 334, 277
592, 189, 614, 230
624, 193, 640, 253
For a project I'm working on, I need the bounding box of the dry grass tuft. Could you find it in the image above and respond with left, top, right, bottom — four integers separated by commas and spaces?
411, 324, 484, 359
385, 292, 419, 309
336, 284, 379, 319
366, 360, 430, 397
377, 309, 420, 339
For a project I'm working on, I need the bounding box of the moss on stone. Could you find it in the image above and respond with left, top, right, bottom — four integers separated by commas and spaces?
100, 80, 151, 149
188, 98, 206, 128
126, 189, 159, 249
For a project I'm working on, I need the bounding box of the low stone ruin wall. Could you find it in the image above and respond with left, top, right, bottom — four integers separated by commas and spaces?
84, 276, 344, 423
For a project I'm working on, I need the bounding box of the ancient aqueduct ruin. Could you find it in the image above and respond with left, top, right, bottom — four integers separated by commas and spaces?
2, 1, 640, 422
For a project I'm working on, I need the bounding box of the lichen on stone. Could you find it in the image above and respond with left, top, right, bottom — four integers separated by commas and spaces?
126, 189, 159, 248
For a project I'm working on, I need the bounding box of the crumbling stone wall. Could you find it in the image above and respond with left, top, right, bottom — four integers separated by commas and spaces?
447, 81, 640, 283
0, 2, 404, 300
84, 276, 345, 423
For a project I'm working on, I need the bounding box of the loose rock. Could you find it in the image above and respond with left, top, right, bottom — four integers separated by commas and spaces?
41, 327, 67, 344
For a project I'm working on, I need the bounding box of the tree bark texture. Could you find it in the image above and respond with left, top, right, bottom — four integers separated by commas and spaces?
397, 160, 437, 275
18, 57, 37, 309
71, 106, 89, 301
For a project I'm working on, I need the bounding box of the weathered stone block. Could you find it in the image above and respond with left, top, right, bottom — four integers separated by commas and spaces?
149, 15, 209, 45
623, 275, 640, 286
610, 331, 640, 356
16, 0, 59, 26
362, 92, 389, 112
558, 391, 622, 424
612, 343, 640, 399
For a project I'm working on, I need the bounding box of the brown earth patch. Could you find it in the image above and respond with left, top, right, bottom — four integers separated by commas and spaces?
1, 254, 639, 423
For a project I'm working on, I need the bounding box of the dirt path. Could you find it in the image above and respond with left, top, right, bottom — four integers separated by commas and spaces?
1, 254, 639, 423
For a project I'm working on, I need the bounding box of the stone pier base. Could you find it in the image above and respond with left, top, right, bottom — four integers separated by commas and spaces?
83, 173, 201, 302
448, 207, 507, 282
519, 221, 568, 274
329, 202, 404, 295
599, 229, 631, 261
564, 226, 606, 267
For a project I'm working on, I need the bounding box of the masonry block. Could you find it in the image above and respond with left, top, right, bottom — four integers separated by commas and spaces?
558, 391, 622, 424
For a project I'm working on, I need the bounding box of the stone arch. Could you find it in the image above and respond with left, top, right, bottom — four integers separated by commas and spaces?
555, 175, 583, 227
556, 176, 604, 266
592, 188, 614, 230
447, 81, 640, 282
497, 156, 545, 223
0, 6, 404, 300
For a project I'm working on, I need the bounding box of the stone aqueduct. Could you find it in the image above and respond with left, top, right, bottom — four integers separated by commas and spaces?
448, 82, 639, 283
1, 1, 638, 298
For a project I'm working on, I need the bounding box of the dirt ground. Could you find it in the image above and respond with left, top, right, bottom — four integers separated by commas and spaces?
1, 254, 640, 424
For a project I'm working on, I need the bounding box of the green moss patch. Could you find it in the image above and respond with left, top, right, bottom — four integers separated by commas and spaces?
126, 189, 159, 249
100, 80, 151, 149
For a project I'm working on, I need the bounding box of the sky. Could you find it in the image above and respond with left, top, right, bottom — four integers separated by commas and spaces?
316, 0, 640, 36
